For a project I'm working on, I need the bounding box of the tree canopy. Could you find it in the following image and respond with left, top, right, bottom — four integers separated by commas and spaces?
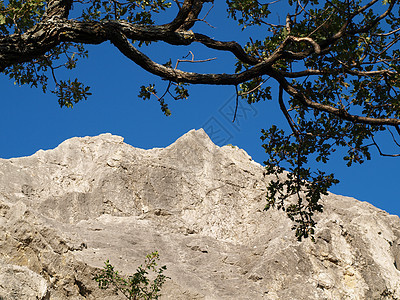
1, 0, 400, 240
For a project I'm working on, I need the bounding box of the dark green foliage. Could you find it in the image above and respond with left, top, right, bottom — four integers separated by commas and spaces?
53, 78, 92, 108
3, 40, 89, 108
0, 0, 168, 108
225, 0, 400, 239
262, 125, 339, 241
81, 0, 171, 23
0, 0, 45, 34
93, 251, 169, 300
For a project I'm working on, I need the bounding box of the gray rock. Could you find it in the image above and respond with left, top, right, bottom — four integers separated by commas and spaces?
0, 260, 49, 300
0, 129, 399, 299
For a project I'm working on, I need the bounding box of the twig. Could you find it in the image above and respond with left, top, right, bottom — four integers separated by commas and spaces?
182, 4, 215, 28
233, 85, 239, 123
372, 27, 400, 36
238, 77, 270, 96
395, 125, 400, 137
174, 0, 181, 9
278, 85, 300, 136
388, 126, 400, 148
371, 135, 400, 157
160, 81, 172, 100
308, 10, 335, 37
174, 51, 216, 69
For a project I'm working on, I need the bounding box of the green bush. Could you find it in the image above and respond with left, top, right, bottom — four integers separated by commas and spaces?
93, 251, 169, 300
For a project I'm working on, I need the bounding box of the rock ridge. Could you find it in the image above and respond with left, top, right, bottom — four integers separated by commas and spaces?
0, 129, 399, 299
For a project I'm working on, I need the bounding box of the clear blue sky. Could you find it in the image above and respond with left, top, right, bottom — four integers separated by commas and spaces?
0, 2, 399, 217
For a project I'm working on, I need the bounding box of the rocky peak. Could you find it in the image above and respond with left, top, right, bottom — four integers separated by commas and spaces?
0, 130, 399, 299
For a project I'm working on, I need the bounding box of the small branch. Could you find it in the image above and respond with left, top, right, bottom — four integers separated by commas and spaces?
160, 81, 173, 100
233, 85, 239, 122
281, 69, 326, 78
388, 127, 400, 148
349, 0, 396, 35
178, 0, 214, 31
257, 19, 284, 28
395, 125, 400, 137
353, 0, 380, 16
375, 35, 400, 60
278, 85, 300, 136
294, 0, 308, 19
174, 51, 216, 69
371, 135, 400, 157
192, 3, 215, 28
286, 14, 292, 34
238, 77, 269, 96
176, 57, 217, 65
307, 10, 335, 38
174, 0, 182, 9
372, 27, 400, 37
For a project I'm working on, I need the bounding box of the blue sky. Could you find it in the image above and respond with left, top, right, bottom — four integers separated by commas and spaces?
0, 2, 399, 217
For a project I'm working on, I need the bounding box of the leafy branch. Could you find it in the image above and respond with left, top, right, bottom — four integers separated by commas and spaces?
93, 251, 169, 300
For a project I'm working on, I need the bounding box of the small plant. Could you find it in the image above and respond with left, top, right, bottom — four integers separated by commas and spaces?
93, 251, 169, 300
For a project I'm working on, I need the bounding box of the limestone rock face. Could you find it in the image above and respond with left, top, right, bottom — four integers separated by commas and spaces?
0, 129, 400, 299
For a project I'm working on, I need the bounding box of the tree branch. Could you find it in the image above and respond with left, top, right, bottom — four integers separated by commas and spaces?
163, 0, 214, 31
0, 19, 197, 71
269, 68, 400, 126
43, 0, 73, 20
289, 36, 321, 54
193, 33, 260, 65
162, 0, 195, 31
278, 84, 300, 136
371, 135, 400, 157
1, 0, 400, 133
0, 17, 260, 74
349, 0, 396, 35
109, 30, 274, 85
179, 0, 214, 31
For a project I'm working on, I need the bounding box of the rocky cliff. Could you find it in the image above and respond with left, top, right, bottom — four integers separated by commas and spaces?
0, 129, 400, 299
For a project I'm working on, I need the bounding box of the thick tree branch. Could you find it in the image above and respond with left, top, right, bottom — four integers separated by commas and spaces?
0, 19, 258, 74
0, 19, 195, 71
109, 30, 273, 85
193, 33, 260, 65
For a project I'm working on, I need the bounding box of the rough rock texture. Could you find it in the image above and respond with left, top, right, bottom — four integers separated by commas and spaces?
0, 129, 400, 299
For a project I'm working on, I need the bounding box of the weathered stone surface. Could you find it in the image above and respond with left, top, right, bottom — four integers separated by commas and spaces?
0, 129, 399, 299
0, 260, 49, 300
